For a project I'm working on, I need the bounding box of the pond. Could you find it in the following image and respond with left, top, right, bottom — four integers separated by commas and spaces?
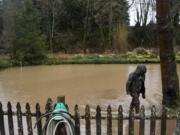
0, 64, 179, 134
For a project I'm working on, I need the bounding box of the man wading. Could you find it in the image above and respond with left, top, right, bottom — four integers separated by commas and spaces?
126, 65, 147, 113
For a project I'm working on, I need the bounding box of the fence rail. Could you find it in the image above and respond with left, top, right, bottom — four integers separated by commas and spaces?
0, 96, 180, 135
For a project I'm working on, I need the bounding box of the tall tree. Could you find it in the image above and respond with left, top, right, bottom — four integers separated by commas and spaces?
94, 0, 129, 50
156, 0, 180, 107
31, 0, 129, 53
109, 0, 113, 47
33, 0, 59, 54
46, 0, 56, 54
13, 0, 47, 65
1, 0, 23, 53
0, 1, 3, 37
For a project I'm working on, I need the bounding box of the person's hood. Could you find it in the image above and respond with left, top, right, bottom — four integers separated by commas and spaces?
135, 64, 147, 75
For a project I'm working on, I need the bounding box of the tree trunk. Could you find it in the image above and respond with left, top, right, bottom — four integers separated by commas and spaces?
156, 0, 180, 107
48, 0, 54, 56
83, 0, 90, 54
109, 0, 113, 48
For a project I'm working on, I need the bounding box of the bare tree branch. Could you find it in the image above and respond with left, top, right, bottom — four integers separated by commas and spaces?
128, 0, 135, 9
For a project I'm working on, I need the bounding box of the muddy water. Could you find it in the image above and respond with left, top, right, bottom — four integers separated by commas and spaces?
0, 64, 179, 134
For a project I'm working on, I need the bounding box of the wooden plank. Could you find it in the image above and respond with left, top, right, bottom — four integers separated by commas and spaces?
161, 106, 167, 135
96, 105, 101, 135
7, 102, 14, 135
118, 105, 123, 135
36, 103, 42, 135
26, 103, 33, 135
139, 106, 145, 135
85, 105, 91, 135
0, 102, 5, 135
107, 105, 112, 135
74, 105, 80, 135
150, 106, 156, 135
129, 108, 134, 135
16, 102, 23, 135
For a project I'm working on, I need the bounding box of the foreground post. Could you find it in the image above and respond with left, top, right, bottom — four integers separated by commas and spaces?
175, 110, 180, 135
36, 103, 42, 135
118, 105, 123, 135
57, 96, 65, 104
107, 105, 112, 135
17, 103, 23, 135
161, 106, 167, 135
45, 98, 53, 121
139, 106, 145, 135
26, 103, 33, 135
74, 105, 80, 135
0, 102, 5, 135
85, 105, 91, 135
96, 105, 101, 135
150, 106, 156, 135
7, 102, 14, 135
129, 108, 134, 135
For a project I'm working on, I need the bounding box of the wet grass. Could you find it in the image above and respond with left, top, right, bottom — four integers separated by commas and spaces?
0, 54, 180, 70
0, 58, 13, 69
45, 54, 160, 65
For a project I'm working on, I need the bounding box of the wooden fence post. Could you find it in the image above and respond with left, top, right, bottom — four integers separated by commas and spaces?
57, 96, 69, 111
26, 103, 33, 135
46, 98, 53, 111
96, 105, 101, 135
74, 105, 80, 135
65, 104, 69, 112
0, 102, 5, 135
174, 109, 180, 135
139, 106, 145, 135
150, 106, 156, 135
36, 103, 42, 135
161, 106, 167, 135
118, 105, 123, 135
85, 105, 91, 135
45, 98, 53, 121
107, 105, 112, 135
129, 108, 134, 135
17, 103, 23, 135
57, 96, 65, 104
7, 102, 14, 135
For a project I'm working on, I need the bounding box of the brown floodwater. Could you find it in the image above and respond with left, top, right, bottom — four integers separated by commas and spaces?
0, 64, 179, 135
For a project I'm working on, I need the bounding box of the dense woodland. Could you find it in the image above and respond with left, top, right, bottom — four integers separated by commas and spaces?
0, 0, 179, 64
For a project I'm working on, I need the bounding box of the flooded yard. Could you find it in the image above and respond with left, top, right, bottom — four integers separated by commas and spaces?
0, 64, 179, 134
